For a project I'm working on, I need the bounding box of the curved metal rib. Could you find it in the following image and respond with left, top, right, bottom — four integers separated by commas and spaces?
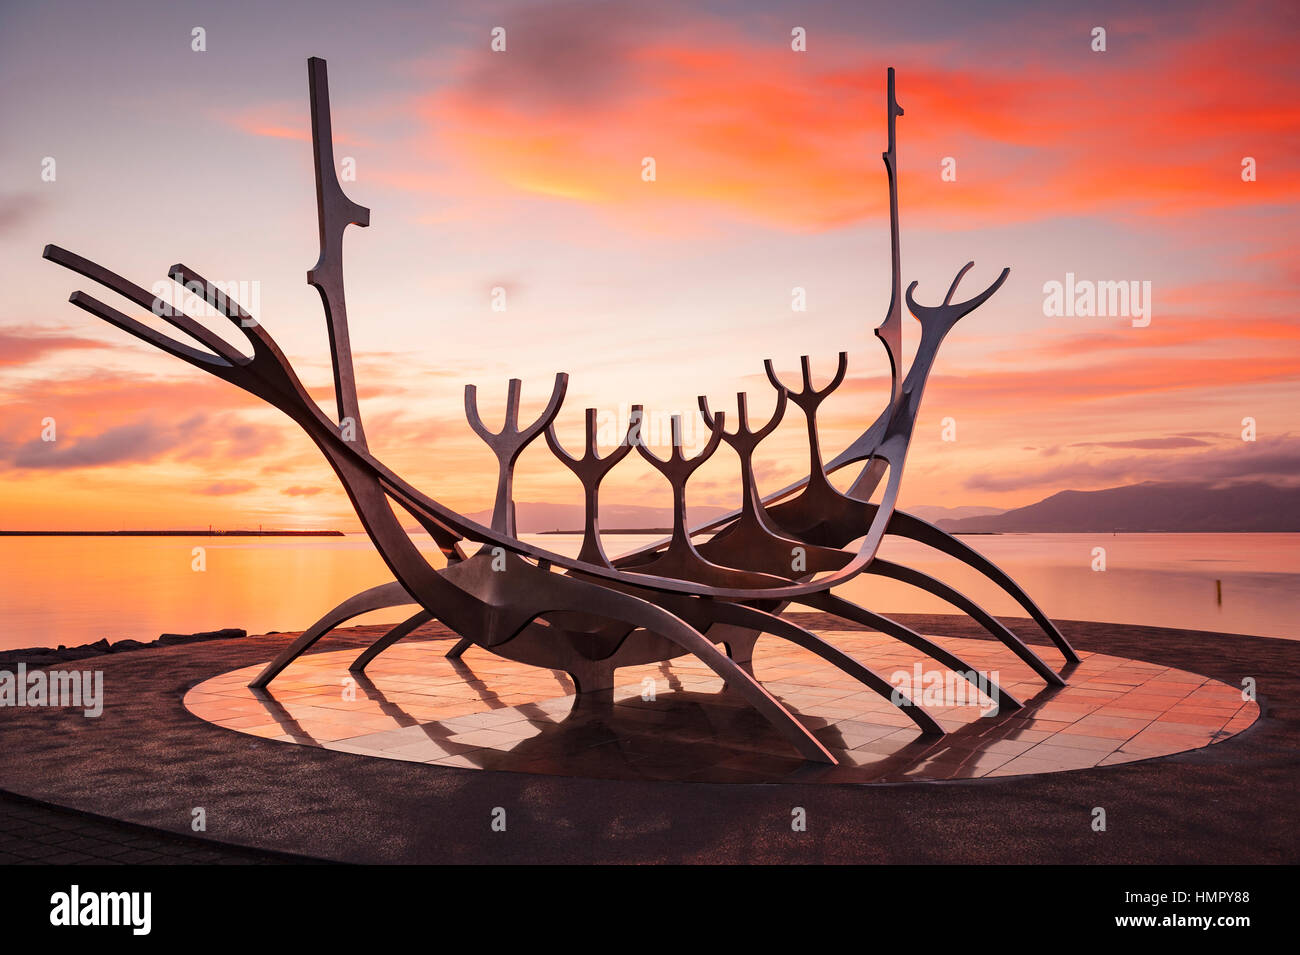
488, 571, 838, 764
882, 509, 1080, 663
797, 591, 1023, 710
681, 599, 944, 735
866, 559, 1067, 687
350, 609, 435, 673
445, 636, 474, 659
250, 581, 414, 689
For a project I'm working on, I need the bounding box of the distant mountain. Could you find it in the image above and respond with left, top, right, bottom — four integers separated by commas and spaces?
937, 482, 1300, 533
907, 504, 1005, 523
467, 501, 732, 533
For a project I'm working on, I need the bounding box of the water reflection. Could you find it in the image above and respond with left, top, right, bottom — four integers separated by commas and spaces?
3, 532, 1297, 650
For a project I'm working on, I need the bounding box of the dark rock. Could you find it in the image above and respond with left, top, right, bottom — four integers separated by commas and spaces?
107, 639, 148, 653
48, 647, 106, 662
157, 628, 246, 645
0, 655, 58, 668
4, 628, 249, 667
157, 633, 198, 646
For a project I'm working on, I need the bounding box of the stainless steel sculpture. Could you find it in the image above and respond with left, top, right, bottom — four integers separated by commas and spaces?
44, 58, 1079, 765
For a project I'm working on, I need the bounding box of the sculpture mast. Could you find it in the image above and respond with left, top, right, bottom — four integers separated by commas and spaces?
306, 56, 372, 452
876, 66, 905, 407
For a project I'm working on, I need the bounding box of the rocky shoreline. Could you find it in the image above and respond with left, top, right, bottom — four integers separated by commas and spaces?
1, 629, 248, 668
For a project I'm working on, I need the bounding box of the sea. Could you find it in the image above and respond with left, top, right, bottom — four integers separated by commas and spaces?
0, 532, 1295, 651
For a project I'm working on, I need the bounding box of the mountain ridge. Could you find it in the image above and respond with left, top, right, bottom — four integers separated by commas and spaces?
937, 481, 1300, 533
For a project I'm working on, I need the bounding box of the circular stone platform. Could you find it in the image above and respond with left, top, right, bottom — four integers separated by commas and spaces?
185, 630, 1258, 784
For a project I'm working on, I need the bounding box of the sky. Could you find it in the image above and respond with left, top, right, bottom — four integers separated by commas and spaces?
0, 0, 1297, 530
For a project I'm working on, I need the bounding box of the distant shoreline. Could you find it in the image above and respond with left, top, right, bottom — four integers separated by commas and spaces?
0, 529, 345, 537
539, 528, 671, 535
536, 527, 1003, 537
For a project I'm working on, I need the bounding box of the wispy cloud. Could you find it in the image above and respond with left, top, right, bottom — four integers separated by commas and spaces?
200, 480, 256, 496
281, 485, 324, 497
963, 435, 1300, 493
7, 417, 202, 470
1071, 437, 1212, 450
0, 325, 112, 366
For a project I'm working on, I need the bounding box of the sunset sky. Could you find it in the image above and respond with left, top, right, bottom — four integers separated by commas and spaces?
0, 0, 1296, 531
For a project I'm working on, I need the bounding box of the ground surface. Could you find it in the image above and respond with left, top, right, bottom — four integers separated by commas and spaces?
0, 789, 311, 864
1, 614, 1295, 864
183, 633, 1256, 783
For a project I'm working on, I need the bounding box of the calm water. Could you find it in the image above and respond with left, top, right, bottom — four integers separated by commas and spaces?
1, 533, 1296, 651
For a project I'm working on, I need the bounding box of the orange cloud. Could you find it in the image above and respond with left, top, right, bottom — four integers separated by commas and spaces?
0, 326, 112, 366
403, 3, 1300, 231
217, 103, 367, 146
1003, 316, 1300, 364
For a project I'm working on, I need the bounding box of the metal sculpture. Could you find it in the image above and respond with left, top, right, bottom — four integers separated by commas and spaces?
44, 58, 1080, 765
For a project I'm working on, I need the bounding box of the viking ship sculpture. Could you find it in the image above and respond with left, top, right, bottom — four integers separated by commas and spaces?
44, 58, 1079, 764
